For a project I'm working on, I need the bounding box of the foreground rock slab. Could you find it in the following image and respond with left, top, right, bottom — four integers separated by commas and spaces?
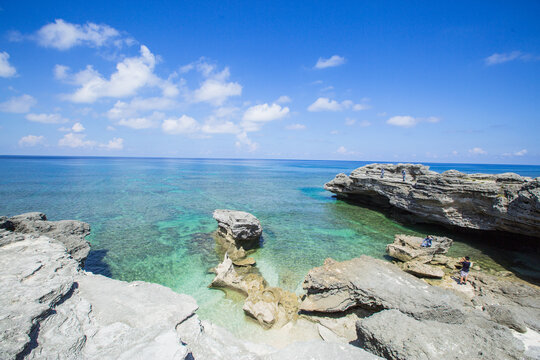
324, 163, 540, 238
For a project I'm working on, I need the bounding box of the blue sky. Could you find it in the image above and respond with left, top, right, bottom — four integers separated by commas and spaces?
0, 1, 539, 164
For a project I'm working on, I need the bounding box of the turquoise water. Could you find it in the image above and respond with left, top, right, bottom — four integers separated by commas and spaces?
1, 156, 539, 337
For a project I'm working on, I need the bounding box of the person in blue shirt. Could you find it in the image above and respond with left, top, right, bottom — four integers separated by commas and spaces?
421, 236, 432, 247
402, 169, 406, 181
459, 256, 473, 285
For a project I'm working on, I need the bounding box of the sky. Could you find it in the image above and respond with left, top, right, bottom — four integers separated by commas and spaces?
0, 1, 539, 164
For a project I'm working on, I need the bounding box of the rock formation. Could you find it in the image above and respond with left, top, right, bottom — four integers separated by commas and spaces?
385, 234, 455, 278
300, 255, 537, 359
324, 163, 540, 238
1, 212, 382, 360
210, 210, 299, 329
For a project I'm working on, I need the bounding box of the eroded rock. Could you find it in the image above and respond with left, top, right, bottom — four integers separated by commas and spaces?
325, 163, 540, 238
386, 234, 452, 263
213, 209, 263, 245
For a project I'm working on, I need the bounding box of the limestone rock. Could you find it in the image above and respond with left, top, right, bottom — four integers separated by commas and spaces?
356, 309, 525, 360
300, 256, 466, 323
402, 261, 445, 279
386, 234, 452, 262
243, 287, 299, 329
325, 163, 540, 238
213, 209, 263, 244
6, 212, 91, 263
210, 253, 265, 295
233, 257, 256, 266
485, 304, 527, 333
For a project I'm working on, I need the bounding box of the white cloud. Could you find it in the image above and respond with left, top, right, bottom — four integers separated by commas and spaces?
54, 64, 70, 79
337, 146, 348, 154
514, 149, 527, 156
192, 67, 242, 106
330, 130, 339, 135
106, 126, 116, 131
0, 94, 36, 113
18, 135, 45, 147
100, 137, 124, 150
26, 113, 68, 124
58, 133, 96, 148
286, 123, 306, 130
35, 19, 122, 50
201, 119, 239, 134
387, 115, 418, 127
241, 103, 290, 131
0, 51, 17, 77
426, 116, 440, 123
314, 55, 346, 69
276, 95, 291, 104
469, 147, 487, 155
66, 45, 177, 103
72, 122, 85, 132
107, 97, 176, 119
485, 51, 540, 65
235, 132, 258, 152
307, 97, 368, 112
118, 116, 158, 129
162, 115, 199, 134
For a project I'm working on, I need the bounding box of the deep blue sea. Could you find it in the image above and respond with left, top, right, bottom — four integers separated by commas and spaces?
1, 156, 539, 337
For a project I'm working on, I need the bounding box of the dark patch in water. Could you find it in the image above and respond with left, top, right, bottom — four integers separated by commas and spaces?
84, 249, 112, 277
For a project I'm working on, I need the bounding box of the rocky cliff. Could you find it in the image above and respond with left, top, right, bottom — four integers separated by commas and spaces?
0, 213, 380, 360
324, 163, 540, 238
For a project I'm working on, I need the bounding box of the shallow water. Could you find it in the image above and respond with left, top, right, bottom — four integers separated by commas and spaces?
1, 156, 538, 338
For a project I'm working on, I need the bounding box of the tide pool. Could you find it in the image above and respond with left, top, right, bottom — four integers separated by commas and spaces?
1, 156, 538, 338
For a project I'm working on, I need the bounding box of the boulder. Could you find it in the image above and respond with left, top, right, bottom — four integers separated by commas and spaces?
300, 256, 466, 323
356, 309, 525, 360
243, 287, 299, 328
386, 234, 452, 263
213, 209, 263, 245
402, 261, 445, 279
210, 253, 265, 295
324, 163, 540, 238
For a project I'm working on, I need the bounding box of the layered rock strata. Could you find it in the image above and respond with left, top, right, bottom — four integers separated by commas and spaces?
324, 163, 540, 238
1, 212, 381, 360
300, 255, 538, 359
210, 210, 299, 329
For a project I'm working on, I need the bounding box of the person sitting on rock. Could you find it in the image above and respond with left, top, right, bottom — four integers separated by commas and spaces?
459, 256, 473, 285
402, 169, 406, 181
421, 235, 433, 247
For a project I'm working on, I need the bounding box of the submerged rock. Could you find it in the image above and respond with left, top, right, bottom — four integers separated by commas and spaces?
324, 163, 540, 238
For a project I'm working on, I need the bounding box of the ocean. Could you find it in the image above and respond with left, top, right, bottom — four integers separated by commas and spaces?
1, 156, 539, 338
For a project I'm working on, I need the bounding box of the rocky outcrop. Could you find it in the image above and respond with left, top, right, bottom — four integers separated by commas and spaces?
324, 163, 540, 238
300, 255, 535, 359
356, 309, 525, 360
1, 212, 90, 263
213, 209, 262, 244
1, 213, 382, 359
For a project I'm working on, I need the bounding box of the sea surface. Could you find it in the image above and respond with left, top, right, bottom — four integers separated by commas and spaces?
1, 156, 539, 338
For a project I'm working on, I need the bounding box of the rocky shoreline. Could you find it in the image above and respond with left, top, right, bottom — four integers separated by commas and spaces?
2, 210, 540, 359
324, 163, 540, 238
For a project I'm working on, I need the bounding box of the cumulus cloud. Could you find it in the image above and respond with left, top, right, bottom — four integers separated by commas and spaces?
117, 113, 162, 129
162, 115, 200, 134
72, 122, 85, 132
345, 118, 356, 126
0, 94, 36, 113
107, 97, 176, 120
35, 19, 123, 50
54, 64, 70, 79
192, 67, 242, 106
235, 132, 258, 152
58, 133, 96, 148
26, 113, 68, 124
286, 123, 306, 130
241, 103, 290, 131
201, 119, 239, 134
503, 149, 528, 157
387, 116, 418, 127
485, 51, 540, 65
314, 55, 346, 69
100, 137, 124, 150
18, 135, 45, 147
307, 97, 368, 112
387, 115, 439, 127
469, 147, 487, 155
359, 120, 371, 127
276, 95, 292, 104
0, 51, 17, 77
65, 45, 178, 103
336, 146, 357, 155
